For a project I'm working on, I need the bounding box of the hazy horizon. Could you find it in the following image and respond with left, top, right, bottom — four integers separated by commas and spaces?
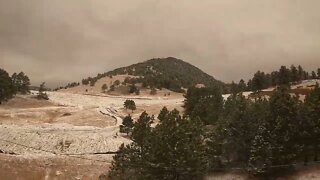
1, 0, 320, 88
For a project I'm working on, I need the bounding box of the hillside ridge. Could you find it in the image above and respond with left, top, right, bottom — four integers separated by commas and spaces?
61, 57, 225, 93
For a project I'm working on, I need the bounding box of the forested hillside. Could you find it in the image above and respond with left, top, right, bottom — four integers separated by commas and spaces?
76, 57, 225, 93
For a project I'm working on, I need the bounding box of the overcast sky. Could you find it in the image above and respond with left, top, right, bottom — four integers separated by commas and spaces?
1, 0, 320, 87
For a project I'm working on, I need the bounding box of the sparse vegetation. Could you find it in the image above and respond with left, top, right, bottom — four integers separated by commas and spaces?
150, 87, 157, 95
109, 85, 115, 92
37, 82, 49, 100
76, 57, 226, 93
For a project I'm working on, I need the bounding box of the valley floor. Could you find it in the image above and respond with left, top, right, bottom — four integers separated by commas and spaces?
1, 86, 320, 179
0, 92, 183, 179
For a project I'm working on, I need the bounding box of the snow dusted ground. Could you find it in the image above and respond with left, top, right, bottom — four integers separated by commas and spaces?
0, 91, 184, 162
47, 91, 184, 109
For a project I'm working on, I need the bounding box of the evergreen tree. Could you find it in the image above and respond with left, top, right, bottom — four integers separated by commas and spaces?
213, 93, 262, 167
298, 65, 304, 81
247, 79, 253, 91
278, 66, 291, 86
184, 87, 223, 125
113, 80, 121, 86
271, 71, 279, 86
109, 110, 209, 179
290, 65, 299, 82
124, 100, 136, 112
82, 79, 89, 85
0, 68, 14, 104
249, 87, 301, 175
311, 71, 317, 79
252, 71, 266, 92
120, 115, 134, 135
238, 79, 247, 92
90, 80, 95, 86
11, 72, 18, 94
317, 68, 320, 79
158, 106, 169, 122
130, 111, 153, 146
20, 72, 30, 94
11, 72, 30, 94
264, 73, 272, 88
129, 84, 137, 94
230, 81, 238, 95
108, 143, 144, 180
303, 84, 320, 161
248, 124, 273, 174
37, 82, 49, 100
109, 84, 115, 91
101, 84, 108, 92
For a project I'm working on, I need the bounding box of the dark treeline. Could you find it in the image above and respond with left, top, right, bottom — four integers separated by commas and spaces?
54, 82, 80, 91
229, 65, 320, 94
0, 68, 31, 104
106, 85, 320, 179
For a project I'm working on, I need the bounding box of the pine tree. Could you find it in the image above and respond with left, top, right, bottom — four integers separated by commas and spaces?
311, 71, 317, 79
108, 143, 144, 180
11, 72, 30, 94
0, 69, 14, 104
129, 84, 137, 94
37, 82, 49, 100
82, 79, 89, 85
248, 125, 273, 174
109, 110, 209, 179
101, 84, 108, 92
238, 79, 247, 92
303, 84, 320, 161
124, 100, 136, 112
184, 87, 223, 125
230, 81, 238, 95
290, 65, 299, 82
278, 66, 291, 86
271, 71, 279, 86
249, 87, 301, 175
109, 84, 115, 91
131, 112, 153, 146
252, 71, 266, 92
215, 93, 258, 166
298, 65, 304, 81
120, 115, 134, 135
150, 110, 208, 179
247, 79, 253, 91
158, 106, 169, 122
20, 72, 30, 94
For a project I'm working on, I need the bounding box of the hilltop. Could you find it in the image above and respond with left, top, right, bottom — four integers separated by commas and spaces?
58, 57, 225, 95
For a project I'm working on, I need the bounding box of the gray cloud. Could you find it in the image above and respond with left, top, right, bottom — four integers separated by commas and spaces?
0, 0, 320, 87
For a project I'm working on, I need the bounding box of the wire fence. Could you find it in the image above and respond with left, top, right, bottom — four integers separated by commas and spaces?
1, 137, 320, 171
